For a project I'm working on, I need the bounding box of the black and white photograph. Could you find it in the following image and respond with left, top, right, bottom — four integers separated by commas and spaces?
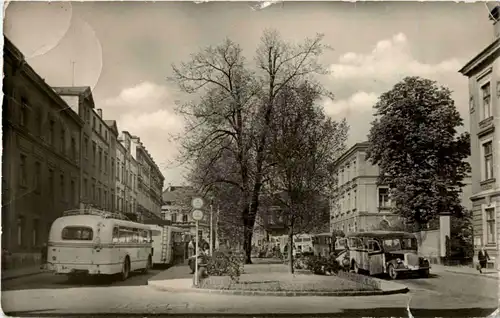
1, 1, 499, 317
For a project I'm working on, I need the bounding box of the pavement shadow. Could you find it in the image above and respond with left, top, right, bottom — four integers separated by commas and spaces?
4, 307, 498, 317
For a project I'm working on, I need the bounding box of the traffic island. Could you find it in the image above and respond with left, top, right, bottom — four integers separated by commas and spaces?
148, 271, 409, 297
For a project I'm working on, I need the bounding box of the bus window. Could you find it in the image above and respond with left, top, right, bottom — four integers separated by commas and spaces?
132, 229, 139, 243
119, 228, 132, 243
112, 227, 119, 243
62, 226, 93, 240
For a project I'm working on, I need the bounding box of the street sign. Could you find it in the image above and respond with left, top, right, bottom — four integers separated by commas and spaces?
191, 197, 204, 209
192, 209, 204, 221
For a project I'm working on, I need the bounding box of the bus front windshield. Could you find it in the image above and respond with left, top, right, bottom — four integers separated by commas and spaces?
382, 238, 417, 252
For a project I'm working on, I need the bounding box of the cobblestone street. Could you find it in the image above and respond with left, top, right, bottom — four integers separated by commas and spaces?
2, 264, 498, 317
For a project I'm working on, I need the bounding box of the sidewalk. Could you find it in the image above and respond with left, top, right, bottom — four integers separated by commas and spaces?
1, 265, 48, 281
432, 264, 499, 280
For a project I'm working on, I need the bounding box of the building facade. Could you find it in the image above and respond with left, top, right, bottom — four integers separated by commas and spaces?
161, 186, 210, 240
459, 4, 500, 269
2, 37, 84, 268
135, 137, 164, 220
118, 131, 139, 221
53, 87, 115, 212
330, 142, 472, 234
330, 142, 400, 233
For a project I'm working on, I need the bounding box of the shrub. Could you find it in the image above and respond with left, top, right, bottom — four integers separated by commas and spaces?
305, 255, 343, 275
206, 250, 245, 282
336, 271, 381, 290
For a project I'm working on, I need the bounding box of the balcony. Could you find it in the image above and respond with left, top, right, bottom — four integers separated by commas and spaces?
478, 116, 495, 137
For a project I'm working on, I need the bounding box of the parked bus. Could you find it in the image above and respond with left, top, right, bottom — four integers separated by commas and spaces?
149, 224, 185, 266
311, 233, 347, 257
343, 231, 430, 279
47, 208, 153, 281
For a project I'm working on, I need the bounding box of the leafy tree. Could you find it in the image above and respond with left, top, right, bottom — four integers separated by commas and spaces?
367, 76, 470, 230
171, 30, 331, 263
267, 82, 348, 273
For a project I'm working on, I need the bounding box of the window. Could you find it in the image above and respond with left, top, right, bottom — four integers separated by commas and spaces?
111, 193, 115, 211
352, 190, 357, 210
347, 192, 351, 211
103, 190, 107, 208
60, 174, 65, 199
48, 169, 54, 198
92, 142, 97, 166
378, 188, 390, 208
92, 183, 96, 201
32, 219, 39, 247
20, 98, 29, 127
70, 180, 76, 205
19, 154, 27, 188
17, 216, 24, 246
112, 227, 119, 243
98, 148, 102, 171
111, 159, 115, 178
62, 226, 93, 240
99, 123, 102, 135
83, 178, 88, 198
35, 107, 42, 135
182, 214, 188, 222
104, 154, 108, 174
481, 82, 492, 120
48, 119, 55, 145
60, 128, 66, 154
483, 141, 494, 180
84, 137, 89, 159
93, 116, 96, 130
486, 208, 496, 244
117, 160, 121, 180
105, 130, 108, 141
71, 137, 77, 160
34, 161, 41, 194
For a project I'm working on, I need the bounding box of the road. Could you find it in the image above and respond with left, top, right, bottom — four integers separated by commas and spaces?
1, 267, 165, 291
1, 265, 498, 317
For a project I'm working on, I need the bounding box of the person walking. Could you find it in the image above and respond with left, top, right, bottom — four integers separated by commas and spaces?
477, 246, 490, 274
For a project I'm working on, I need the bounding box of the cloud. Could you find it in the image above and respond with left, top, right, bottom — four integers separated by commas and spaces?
323, 91, 379, 117
326, 32, 469, 145
330, 33, 462, 82
101, 81, 185, 185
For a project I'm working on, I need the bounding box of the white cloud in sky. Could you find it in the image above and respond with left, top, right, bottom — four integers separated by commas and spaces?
326, 32, 468, 145
330, 32, 462, 82
323, 91, 379, 117
102, 81, 186, 185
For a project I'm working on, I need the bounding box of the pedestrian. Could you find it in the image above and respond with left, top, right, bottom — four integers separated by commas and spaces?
188, 239, 195, 258
477, 246, 490, 274
40, 243, 48, 270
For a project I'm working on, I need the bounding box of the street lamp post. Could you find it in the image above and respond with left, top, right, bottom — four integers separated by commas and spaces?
210, 199, 214, 256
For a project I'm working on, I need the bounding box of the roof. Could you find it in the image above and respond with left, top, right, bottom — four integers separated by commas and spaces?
52, 86, 96, 109
332, 141, 370, 169
458, 38, 500, 76
346, 231, 416, 239
105, 120, 119, 136
162, 186, 198, 205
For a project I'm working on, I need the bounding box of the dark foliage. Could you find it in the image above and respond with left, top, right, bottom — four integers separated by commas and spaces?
206, 250, 245, 281
367, 76, 471, 229
305, 255, 343, 275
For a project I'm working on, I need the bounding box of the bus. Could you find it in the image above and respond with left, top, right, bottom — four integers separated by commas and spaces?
47, 208, 153, 281
149, 224, 185, 266
311, 233, 347, 257
343, 231, 431, 279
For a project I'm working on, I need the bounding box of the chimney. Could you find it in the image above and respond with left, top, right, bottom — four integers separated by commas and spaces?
488, 3, 500, 40
97, 109, 103, 118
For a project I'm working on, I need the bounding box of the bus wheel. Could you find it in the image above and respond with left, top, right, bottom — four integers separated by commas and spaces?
121, 257, 130, 281
388, 264, 398, 280
142, 256, 152, 274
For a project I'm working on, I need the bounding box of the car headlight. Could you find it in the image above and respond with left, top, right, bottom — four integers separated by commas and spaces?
396, 258, 402, 263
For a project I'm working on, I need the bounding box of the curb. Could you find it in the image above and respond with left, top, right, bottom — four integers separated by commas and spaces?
2, 270, 48, 281
148, 279, 409, 297
444, 269, 499, 280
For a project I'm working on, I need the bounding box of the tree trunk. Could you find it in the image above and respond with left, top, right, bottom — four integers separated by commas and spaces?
242, 205, 254, 264
288, 226, 294, 274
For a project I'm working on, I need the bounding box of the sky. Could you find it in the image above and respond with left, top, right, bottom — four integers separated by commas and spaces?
4, 1, 494, 187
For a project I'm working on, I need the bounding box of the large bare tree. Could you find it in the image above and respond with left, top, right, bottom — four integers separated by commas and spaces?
170, 30, 331, 263
267, 82, 348, 273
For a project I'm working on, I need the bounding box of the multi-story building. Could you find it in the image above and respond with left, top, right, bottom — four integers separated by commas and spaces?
330, 142, 472, 235
459, 4, 500, 269
53, 86, 114, 211
2, 37, 83, 268
161, 186, 210, 240
118, 131, 139, 221
330, 142, 397, 233
136, 138, 164, 220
